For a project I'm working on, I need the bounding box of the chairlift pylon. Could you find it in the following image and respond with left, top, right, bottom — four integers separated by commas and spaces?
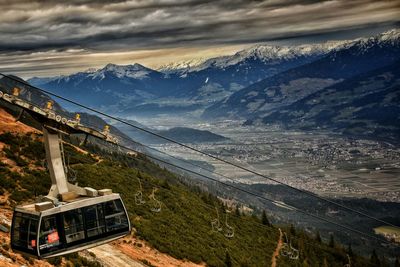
224, 213, 234, 238
0, 85, 131, 259
211, 207, 223, 232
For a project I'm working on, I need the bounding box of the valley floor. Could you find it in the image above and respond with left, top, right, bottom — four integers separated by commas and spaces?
150, 121, 400, 202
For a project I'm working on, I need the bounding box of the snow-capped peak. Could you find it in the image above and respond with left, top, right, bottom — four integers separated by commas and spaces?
90, 63, 153, 80
229, 41, 347, 62
336, 28, 400, 54
157, 28, 399, 74
379, 28, 400, 41
168, 41, 348, 73
158, 58, 209, 73
83, 67, 97, 73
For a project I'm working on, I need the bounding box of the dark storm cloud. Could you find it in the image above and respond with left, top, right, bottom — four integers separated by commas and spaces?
0, 0, 399, 78
0, 0, 399, 53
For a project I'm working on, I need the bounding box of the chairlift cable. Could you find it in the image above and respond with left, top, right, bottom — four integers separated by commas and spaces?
0, 73, 398, 242
111, 141, 393, 245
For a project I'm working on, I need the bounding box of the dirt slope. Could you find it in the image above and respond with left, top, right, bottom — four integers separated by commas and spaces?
114, 237, 206, 267
0, 108, 39, 134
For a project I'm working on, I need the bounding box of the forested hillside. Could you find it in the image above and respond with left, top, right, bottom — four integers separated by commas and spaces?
0, 107, 386, 266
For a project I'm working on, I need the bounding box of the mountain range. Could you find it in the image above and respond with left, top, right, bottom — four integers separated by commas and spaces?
29, 29, 400, 141
202, 29, 400, 141
28, 37, 347, 115
203, 29, 400, 118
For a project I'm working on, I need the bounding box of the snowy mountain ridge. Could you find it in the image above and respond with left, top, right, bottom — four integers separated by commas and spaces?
158, 28, 400, 74
30, 29, 400, 82
157, 41, 348, 74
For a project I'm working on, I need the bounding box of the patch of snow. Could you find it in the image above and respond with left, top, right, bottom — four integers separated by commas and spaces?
158, 57, 209, 73
246, 91, 258, 97
246, 99, 264, 112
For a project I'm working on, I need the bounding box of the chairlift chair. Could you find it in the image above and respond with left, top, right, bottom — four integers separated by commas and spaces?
280, 232, 292, 257
134, 178, 146, 205
289, 242, 299, 260
148, 188, 161, 213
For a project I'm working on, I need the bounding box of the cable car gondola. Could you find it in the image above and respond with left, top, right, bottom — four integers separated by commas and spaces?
0, 86, 131, 258
12, 191, 130, 258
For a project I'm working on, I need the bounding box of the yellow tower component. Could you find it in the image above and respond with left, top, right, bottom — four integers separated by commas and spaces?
103, 125, 110, 134
75, 113, 81, 124
46, 100, 53, 110
12, 87, 20, 96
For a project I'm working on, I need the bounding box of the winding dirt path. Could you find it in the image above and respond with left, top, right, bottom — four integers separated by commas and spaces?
271, 228, 283, 267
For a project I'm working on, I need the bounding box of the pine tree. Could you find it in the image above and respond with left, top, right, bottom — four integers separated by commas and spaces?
225, 251, 233, 267
381, 255, 389, 267
323, 257, 329, 267
290, 224, 296, 236
235, 205, 241, 217
261, 210, 270, 226
347, 243, 353, 256
302, 258, 310, 267
395, 257, 400, 267
370, 249, 380, 267
315, 231, 322, 243
328, 234, 335, 248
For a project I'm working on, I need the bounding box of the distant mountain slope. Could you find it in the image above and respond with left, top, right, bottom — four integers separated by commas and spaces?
29, 41, 345, 116
156, 127, 228, 144
29, 63, 178, 110
110, 119, 229, 144
28, 29, 400, 120
259, 60, 400, 141
202, 29, 400, 120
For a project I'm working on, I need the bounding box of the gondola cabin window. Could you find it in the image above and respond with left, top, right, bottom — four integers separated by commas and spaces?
104, 199, 129, 232
84, 204, 105, 238
39, 216, 63, 254
63, 209, 85, 244
11, 212, 39, 254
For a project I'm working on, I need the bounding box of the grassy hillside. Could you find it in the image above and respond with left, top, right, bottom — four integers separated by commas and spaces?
0, 128, 379, 266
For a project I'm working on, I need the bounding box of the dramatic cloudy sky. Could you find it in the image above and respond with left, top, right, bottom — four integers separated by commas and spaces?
0, 0, 399, 78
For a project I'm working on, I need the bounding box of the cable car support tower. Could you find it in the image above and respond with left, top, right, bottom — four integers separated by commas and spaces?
0, 87, 131, 258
